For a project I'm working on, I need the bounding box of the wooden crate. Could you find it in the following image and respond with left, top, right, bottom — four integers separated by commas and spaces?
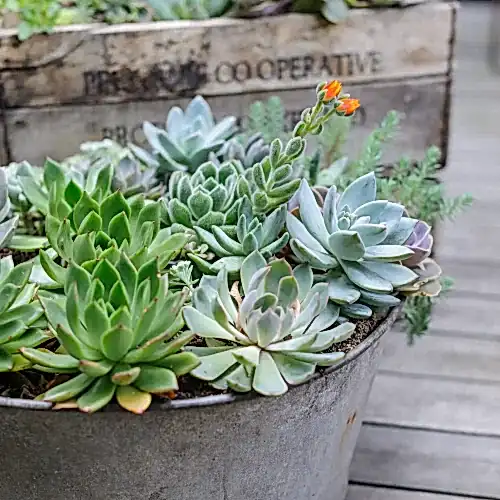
0, 2, 456, 165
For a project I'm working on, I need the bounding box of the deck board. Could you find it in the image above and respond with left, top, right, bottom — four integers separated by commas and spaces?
349, 2, 500, 498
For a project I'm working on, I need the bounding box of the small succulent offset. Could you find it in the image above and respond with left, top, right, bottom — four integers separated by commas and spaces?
0, 257, 49, 372
184, 252, 355, 396
22, 254, 199, 413
287, 173, 423, 319
131, 96, 238, 180
213, 133, 270, 171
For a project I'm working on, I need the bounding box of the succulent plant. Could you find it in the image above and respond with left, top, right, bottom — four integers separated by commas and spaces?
403, 220, 433, 268
189, 204, 289, 275
212, 133, 270, 170
22, 254, 199, 413
184, 252, 355, 396
293, 0, 349, 22
37, 166, 188, 287
0, 168, 18, 249
164, 161, 246, 232
287, 173, 422, 319
229, 0, 292, 17
130, 96, 238, 179
0, 257, 49, 372
146, 0, 232, 20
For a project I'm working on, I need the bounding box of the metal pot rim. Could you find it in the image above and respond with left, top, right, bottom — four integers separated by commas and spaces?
0, 306, 400, 413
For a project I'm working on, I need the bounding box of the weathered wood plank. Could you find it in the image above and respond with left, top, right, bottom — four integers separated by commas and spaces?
348, 484, 483, 500
365, 372, 500, 435
0, 4, 455, 108
351, 426, 500, 498
5, 79, 447, 165
380, 330, 500, 381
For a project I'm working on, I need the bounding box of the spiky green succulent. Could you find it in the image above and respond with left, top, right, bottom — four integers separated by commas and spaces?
147, 0, 232, 19
189, 204, 289, 275
22, 253, 198, 413
287, 173, 421, 319
0, 257, 49, 372
131, 96, 238, 179
184, 252, 355, 396
164, 161, 247, 233
39, 174, 188, 287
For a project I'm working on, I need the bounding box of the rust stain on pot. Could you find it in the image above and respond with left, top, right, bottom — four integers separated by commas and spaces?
340, 411, 358, 450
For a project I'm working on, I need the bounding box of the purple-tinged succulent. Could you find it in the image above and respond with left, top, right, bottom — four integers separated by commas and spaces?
403, 220, 433, 268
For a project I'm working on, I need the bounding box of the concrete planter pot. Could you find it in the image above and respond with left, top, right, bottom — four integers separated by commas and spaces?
0, 307, 399, 500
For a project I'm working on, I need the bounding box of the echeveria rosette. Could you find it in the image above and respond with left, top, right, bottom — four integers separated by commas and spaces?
398, 258, 443, 298
286, 173, 421, 319
183, 252, 355, 396
0, 257, 49, 372
189, 205, 290, 275
0, 168, 18, 249
213, 132, 270, 170
22, 254, 199, 414
130, 96, 238, 179
164, 161, 247, 234
39, 180, 188, 288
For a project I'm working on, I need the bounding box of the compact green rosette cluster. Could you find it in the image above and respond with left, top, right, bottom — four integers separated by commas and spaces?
23, 253, 198, 414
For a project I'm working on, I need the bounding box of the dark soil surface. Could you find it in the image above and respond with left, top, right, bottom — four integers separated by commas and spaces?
0, 248, 38, 264
0, 311, 390, 402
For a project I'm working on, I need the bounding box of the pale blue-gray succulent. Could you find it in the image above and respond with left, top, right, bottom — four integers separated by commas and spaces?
287, 172, 421, 319
0, 168, 18, 248
131, 96, 238, 178
183, 251, 355, 396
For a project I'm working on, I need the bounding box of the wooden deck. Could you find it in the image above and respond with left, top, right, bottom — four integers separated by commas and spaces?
348, 2, 500, 498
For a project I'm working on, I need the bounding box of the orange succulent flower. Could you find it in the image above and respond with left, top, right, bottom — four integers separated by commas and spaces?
337, 98, 361, 116
321, 80, 342, 102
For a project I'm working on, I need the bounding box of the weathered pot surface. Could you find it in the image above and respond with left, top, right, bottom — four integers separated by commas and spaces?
0, 307, 399, 500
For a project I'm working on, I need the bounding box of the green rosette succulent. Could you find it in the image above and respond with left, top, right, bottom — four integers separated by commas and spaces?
183, 252, 355, 396
189, 204, 290, 275
38, 167, 188, 286
0, 168, 18, 249
164, 160, 246, 233
131, 96, 238, 179
0, 257, 49, 372
287, 173, 421, 319
22, 254, 199, 414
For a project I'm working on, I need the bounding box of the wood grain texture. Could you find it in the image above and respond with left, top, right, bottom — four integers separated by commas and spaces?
5, 79, 448, 165
365, 372, 500, 435
348, 484, 484, 500
351, 426, 500, 498
0, 4, 455, 108
380, 330, 500, 381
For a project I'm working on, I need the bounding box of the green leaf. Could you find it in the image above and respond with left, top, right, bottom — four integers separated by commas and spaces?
100, 191, 130, 232
327, 275, 361, 305
271, 352, 315, 385
39, 295, 71, 332
79, 359, 114, 377
363, 261, 418, 288
340, 303, 373, 319
352, 223, 388, 247
137, 258, 160, 297
308, 322, 356, 352
100, 324, 134, 362
64, 179, 83, 208
288, 351, 344, 367
0, 347, 13, 371
43, 373, 95, 402
241, 251, 267, 295
341, 261, 393, 293
134, 366, 178, 393
56, 218, 73, 261
360, 290, 401, 307
73, 191, 100, 231
183, 306, 235, 341
77, 376, 116, 413
297, 180, 330, 249
78, 210, 102, 234
111, 365, 141, 386
72, 234, 96, 265
328, 230, 365, 261
20, 348, 79, 370
253, 351, 288, 396
115, 252, 138, 300
364, 245, 414, 263
153, 352, 200, 376
108, 212, 131, 246
225, 364, 253, 393
190, 348, 239, 381
56, 324, 102, 361
92, 259, 121, 294
292, 264, 313, 302
338, 172, 376, 212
